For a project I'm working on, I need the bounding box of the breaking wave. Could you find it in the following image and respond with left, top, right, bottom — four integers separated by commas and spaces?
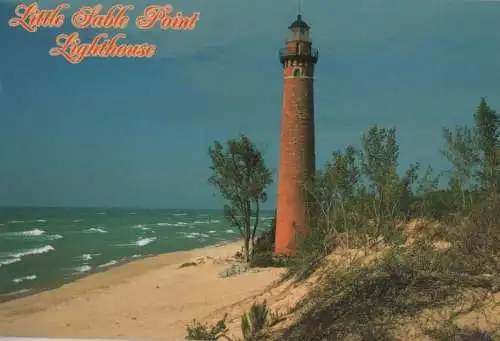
98, 260, 118, 268
132, 224, 152, 231
135, 237, 156, 246
78, 253, 100, 261
1, 245, 55, 267
83, 227, 107, 233
12, 274, 37, 284
177, 232, 209, 239
10, 245, 55, 258
1, 228, 45, 237
157, 222, 189, 227
0, 229, 63, 241
0, 257, 21, 267
116, 237, 157, 247
74, 265, 92, 273
193, 219, 221, 224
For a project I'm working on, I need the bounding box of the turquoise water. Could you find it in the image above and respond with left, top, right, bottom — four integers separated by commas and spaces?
0, 207, 274, 298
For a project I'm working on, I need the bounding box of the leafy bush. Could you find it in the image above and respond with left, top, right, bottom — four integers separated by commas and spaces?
185, 314, 232, 340
250, 215, 285, 268
249, 251, 275, 267
241, 301, 270, 341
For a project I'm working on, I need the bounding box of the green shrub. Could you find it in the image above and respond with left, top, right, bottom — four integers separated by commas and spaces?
250, 215, 283, 268
249, 251, 275, 267
241, 301, 270, 341
185, 314, 232, 340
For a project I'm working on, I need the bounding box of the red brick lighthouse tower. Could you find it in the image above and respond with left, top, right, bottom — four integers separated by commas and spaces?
275, 14, 318, 256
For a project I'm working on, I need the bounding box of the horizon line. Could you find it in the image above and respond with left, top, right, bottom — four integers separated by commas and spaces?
0, 205, 276, 211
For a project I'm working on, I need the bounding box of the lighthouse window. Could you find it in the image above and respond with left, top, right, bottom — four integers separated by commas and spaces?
293, 68, 302, 77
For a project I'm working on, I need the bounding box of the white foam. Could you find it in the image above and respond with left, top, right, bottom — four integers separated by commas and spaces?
72, 219, 83, 223
193, 219, 221, 224
12, 274, 37, 284
135, 237, 156, 246
34, 219, 47, 223
132, 224, 151, 231
79, 253, 97, 261
47, 234, 63, 240
173, 213, 187, 216
74, 265, 91, 273
0, 257, 21, 266
0, 229, 63, 241
98, 260, 118, 268
157, 221, 188, 227
0, 228, 46, 237
84, 227, 107, 233
208, 230, 217, 234
8, 220, 24, 224
128, 212, 137, 215
24, 228, 46, 236
82, 254, 92, 261
10, 245, 55, 258
225, 229, 236, 234
178, 232, 209, 239
131, 254, 141, 258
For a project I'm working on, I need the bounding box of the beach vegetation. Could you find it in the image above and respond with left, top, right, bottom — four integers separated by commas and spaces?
249, 213, 286, 268
277, 97, 500, 340
185, 314, 232, 340
192, 97, 500, 340
179, 261, 198, 268
288, 125, 419, 279
240, 301, 270, 340
208, 134, 273, 263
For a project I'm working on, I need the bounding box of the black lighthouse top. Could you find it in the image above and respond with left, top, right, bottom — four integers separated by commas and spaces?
279, 14, 319, 65
288, 14, 310, 30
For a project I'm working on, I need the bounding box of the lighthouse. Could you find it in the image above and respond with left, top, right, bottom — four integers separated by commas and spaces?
275, 14, 318, 256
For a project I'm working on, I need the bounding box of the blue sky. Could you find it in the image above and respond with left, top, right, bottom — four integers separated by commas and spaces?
1, 0, 500, 209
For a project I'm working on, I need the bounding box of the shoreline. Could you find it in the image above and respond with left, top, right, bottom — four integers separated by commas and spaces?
0, 238, 241, 305
0, 238, 285, 339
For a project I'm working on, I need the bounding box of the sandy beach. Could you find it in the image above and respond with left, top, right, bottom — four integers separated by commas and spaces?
3, 228, 498, 341
0, 241, 287, 340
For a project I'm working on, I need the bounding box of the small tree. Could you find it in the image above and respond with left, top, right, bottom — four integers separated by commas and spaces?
440, 125, 479, 210
473, 97, 500, 197
360, 126, 418, 227
208, 135, 273, 263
